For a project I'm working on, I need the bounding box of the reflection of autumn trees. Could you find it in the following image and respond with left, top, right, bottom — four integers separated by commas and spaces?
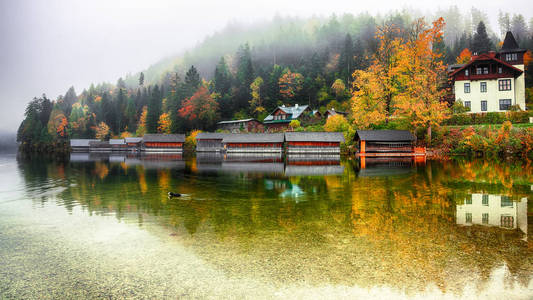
17, 157, 532, 293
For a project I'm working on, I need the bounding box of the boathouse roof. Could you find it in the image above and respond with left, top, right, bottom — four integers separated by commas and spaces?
285, 132, 345, 143
109, 139, 126, 145
70, 139, 100, 147
217, 118, 258, 125
125, 137, 143, 143
143, 134, 185, 143
223, 133, 284, 143
196, 132, 227, 140
355, 130, 415, 142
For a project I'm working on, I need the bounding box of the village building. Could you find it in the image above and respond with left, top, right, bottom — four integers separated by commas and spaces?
324, 108, 348, 119
285, 132, 345, 154
222, 133, 284, 153
263, 104, 319, 130
195, 132, 226, 152
355, 130, 424, 156
70, 139, 100, 152
216, 118, 263, 133
449, 31, 526, 113
142, 134, 185, 152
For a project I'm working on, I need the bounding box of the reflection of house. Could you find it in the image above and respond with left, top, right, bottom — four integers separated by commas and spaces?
216, 119, 263, 133
355, 130, 423, 157
357, 157, 415, 177
263, 104, 317, 130
285, 132, 345, 154
223, 133, 284, 153
456, 193, 527, 234
195, 133, 226, 152
70, 139, 99, 152
142, 134, 185, 152
449, 31, 526, 112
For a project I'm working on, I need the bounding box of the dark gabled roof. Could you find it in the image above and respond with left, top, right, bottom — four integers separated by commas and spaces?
196, 132, 226, 140
501, 31, 525, 52
142, 134, 185, 143
285, 132, 345, 143
70, 139, 100, 147
449, 53, 523, 77
355, 130, 415, 142
109, 139, 126, 145
263, 104, 310, 122
124, 137, 143, 143
217, 118, 258, 125
223, 133, 284, 143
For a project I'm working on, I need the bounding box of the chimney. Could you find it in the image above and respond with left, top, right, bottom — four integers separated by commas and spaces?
332, 107, 335, 111
295, 104, 298, 108
282, 104, 285, 107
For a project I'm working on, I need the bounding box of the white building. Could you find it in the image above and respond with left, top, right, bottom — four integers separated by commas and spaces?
456, 193, 527, 235
450, 31, 526, 113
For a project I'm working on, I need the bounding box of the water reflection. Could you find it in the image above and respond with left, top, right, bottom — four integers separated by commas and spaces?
13, 154, 533, 294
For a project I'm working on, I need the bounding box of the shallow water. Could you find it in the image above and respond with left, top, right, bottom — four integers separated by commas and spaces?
0, 153, 532, 299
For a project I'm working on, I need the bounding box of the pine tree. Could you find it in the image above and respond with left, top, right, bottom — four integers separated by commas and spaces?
339, 34, 354, 83
146, 85, 161, 133
139, 72, 144, 86
472, 21, 493, 54
185, 65, 201, 97
214, 57, 231, 95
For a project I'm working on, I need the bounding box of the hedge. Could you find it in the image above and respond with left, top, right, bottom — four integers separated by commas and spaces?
444, 111, 531, 126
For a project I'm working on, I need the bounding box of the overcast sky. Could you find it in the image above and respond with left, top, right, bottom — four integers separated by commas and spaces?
0, 0, 531, 133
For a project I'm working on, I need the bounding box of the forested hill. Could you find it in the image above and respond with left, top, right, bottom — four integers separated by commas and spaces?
17, 8, 533, 146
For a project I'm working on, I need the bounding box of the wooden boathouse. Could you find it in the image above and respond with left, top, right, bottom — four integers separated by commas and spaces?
285, 132, 345, 154
355, 130, 425, 156
142, 134, 185, 152
89, 141, 112, 152
70, 139, 99, 152
125, 137, 143, 150
223, 133, 284, 153
195, 133, 226, 152
109, 139, 127, 151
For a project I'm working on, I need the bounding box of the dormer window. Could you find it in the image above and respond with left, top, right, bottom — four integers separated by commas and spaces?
465, 69, 469, 76
483, 67, 488, 74
498, 67, 502, 74
505, 53, 518, 61
476, 67, 482, 75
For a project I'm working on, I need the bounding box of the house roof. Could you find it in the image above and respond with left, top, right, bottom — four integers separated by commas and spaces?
325, 109, 348, 116
70, 139, 100, 147
109, 139, 126, 145
449, 53, 523, 77
500, 31, 526, 52
223, 133, 284, 143
142, 134, 185, 143
217, 118, 258, 125
89, 141, 111, 147
285, 132, 345, 143
263, 104, 309, 122
355, 130, 415, 142
125, 137, 143, 143
196, 132, 226, 139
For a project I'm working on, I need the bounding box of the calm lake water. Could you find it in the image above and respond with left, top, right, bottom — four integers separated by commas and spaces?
0, 152, 531, 299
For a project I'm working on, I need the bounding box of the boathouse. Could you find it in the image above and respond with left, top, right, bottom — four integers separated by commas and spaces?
285, 132, 345, 154
216, 118, 263, 133
355, 130, 424, 156
109, 139, 127, 151
142, 134, 185, 152
70, 139, 99, 152
125, 137, 143, 150
195, 132, 226, 152
89, 141, 112, 152
222, 133, 284, 153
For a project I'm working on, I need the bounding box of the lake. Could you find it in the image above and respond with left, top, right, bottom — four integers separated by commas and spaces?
0, 152, 531, 299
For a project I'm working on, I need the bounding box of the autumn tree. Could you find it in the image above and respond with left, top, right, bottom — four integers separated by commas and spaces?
456, 48, 472, 64
136, 106, 147, 136
178, 86, 219, 130
331, 79, 346, 100
249, 76, 265, 118
94, 122, 111, 140
324, 114, 350, 132
279, 69, 303, 104
158, 112, 171, 133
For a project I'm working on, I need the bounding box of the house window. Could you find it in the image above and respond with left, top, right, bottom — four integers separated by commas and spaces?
464, 83, 470, 93
465, 69, 469, 76
501, 195, 513, 207
482, 194, 489, 205
499, 99, 512, 110
466, 213, 472, 224
498, 67, 502, 74
482, 213, 489, 224
464, 101, 471, 110
501, 215, 514, 228
481, 101, 487, 112
483, 67, 489, 74
498, 79, 511, 91
465, 194, 472, 204
476, 67, 482, 74
480, 82, 487, 93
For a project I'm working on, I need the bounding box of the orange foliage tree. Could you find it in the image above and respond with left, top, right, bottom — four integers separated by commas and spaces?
94, 122, 110, 140
456, 48, 472, 64
158, 112, 171, 133
178, 86, 219, 129
136, 106, 147, 136
279, 69, 303, 102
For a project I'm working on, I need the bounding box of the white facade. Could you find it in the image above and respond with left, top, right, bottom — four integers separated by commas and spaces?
454, 64, 525, 113
456, 193, 527, 235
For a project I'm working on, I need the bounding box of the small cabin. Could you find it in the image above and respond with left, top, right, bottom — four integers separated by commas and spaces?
142, 134, 185, 152
196, 132, 226, 152
324, 108, 348, 119
124, 137, 143, 150
355, 130, 422, 156
285, 132, 345, 154
222, 133, 284, 153
263, 104, 316, 130
216, 119, 263, 133
109, 139, 127, 151
70, 139, 99, 152
89, 141, 112, 152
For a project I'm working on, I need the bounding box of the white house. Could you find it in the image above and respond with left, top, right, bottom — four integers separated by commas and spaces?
450, 31, 526, 113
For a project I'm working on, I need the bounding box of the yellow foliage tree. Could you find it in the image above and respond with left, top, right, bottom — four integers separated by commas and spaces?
136, 106, 147, 136
158, 112, 171, 133
94, 122, 110, 140
324, 114, 350, 132
456, 48, 472, 64
185, 129, 202, 151
331, 79, 346, 99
